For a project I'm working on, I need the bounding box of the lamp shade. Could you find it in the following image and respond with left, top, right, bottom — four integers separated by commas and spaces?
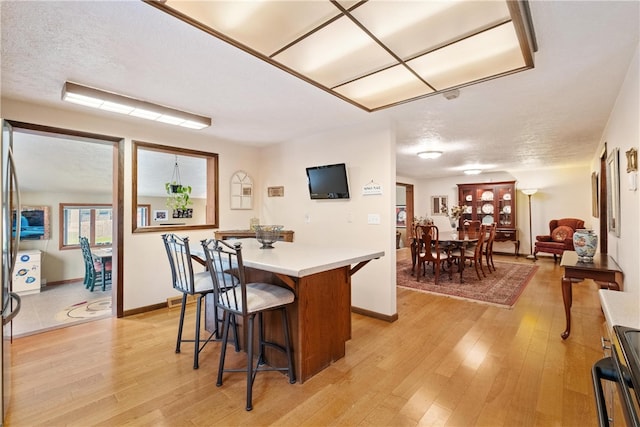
521, 188, 538, 196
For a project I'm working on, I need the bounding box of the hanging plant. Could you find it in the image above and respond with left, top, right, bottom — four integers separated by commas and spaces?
166, 182, 183, 194
165, 184, 192, 211
164, 155, 192, 215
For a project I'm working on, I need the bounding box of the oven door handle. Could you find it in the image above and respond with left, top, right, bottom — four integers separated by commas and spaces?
592, 357, 617, 427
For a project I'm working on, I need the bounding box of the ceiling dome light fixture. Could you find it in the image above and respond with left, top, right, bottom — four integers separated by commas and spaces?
464, 169, 482, 175
417, 151, 443, 159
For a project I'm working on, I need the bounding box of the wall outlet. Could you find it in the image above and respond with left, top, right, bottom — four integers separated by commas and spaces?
305, 213, 311, 223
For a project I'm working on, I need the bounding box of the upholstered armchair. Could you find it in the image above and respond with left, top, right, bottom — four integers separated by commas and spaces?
534, 218, 585, 262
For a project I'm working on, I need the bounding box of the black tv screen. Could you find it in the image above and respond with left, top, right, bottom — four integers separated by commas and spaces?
306, 163, 350, 199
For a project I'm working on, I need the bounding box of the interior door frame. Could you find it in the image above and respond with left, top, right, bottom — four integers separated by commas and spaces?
396, 182, 414, 247
599, 144, 608, 254
5, 120, 125, 318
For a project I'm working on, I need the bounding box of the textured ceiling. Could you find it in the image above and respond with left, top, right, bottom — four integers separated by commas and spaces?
1, 0, 639, 194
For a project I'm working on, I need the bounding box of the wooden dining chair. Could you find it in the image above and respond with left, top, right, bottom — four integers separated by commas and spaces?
451, 224, 487, 280
483, 223, 498, 273
415, 224, 451, 285
464, 220, 481, 234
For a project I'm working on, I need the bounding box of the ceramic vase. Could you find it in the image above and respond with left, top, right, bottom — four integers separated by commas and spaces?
573, 229, 597, 262
449, 218, 458, 239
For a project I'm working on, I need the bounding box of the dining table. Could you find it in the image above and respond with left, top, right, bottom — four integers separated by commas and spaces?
411, 229, 481, 282
91, 247, 112, 290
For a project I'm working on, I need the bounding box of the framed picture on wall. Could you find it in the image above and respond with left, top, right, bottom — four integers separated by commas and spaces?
431, 195, 448, 216
591, 172, 599, 218
154, 210, 168, 221
606, 148, 620, 236
396, 205, 407, 227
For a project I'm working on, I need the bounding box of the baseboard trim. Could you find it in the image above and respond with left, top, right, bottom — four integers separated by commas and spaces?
351, 306, 398, 323
123, 302, 167, 317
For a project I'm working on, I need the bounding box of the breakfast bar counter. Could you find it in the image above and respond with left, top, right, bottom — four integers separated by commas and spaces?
200, 238, 384, 383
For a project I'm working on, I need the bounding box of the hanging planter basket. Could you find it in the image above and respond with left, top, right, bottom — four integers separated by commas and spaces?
169, 184, 183, 194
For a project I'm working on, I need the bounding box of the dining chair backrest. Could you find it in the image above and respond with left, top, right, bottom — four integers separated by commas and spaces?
416, 224, 443, 261
200, 239, 246, 316
483, 222, 497, 270
464, 220, 481, 234
474, 224, 487, 259
79, 236, 92, 263
161, 233, 197, 295
486, 223, 497, 247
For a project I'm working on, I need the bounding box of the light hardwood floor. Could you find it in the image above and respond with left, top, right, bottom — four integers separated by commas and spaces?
6, 250, 606, 426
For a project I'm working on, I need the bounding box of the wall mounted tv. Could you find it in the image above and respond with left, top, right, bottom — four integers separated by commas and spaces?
306, 163, 350, 199
12, 205, 51, 240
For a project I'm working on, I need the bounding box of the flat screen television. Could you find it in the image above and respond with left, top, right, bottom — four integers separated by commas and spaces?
12, 206, 50, 240
306, 163, 350, 199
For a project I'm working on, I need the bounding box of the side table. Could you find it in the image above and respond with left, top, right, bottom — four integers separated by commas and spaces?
560, 251, 623, 339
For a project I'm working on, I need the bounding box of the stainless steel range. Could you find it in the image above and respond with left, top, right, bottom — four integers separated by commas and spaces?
593, 325, 640, 426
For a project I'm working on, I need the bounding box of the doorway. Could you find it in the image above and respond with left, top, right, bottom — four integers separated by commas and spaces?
396, 183, 414, 248
6, 120, 123, 336
600, 145, 608, 254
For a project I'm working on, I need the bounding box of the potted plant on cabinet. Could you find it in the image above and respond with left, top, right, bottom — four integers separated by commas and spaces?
165, 182, 193, 218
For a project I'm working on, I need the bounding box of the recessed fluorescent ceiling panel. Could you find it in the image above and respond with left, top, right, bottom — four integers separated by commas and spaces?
148, 0, 536, 112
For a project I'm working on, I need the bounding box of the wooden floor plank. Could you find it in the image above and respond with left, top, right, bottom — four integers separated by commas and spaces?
6, 251, 606, 426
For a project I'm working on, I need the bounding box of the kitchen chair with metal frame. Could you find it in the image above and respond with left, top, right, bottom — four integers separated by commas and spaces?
162, 233, 219, 370
200, 238, 296, 411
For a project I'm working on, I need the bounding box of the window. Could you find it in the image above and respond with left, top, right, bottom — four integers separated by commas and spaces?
137, 204, 151, 227
60, 203, 112, 249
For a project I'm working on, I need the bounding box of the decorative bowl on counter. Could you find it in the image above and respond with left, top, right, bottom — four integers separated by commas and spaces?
255, 225, 284, 249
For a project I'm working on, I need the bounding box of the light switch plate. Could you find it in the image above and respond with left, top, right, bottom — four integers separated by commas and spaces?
367, 214, 381, 224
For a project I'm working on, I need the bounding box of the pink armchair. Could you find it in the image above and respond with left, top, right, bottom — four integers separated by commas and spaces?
534, 218, 585, 262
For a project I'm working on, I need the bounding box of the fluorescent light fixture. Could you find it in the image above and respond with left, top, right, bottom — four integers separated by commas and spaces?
61, 82, 211, 130
417, 151, 443, 160
464, 169, 482, 175
521, 188, 538, 196
150, 0, 537, 112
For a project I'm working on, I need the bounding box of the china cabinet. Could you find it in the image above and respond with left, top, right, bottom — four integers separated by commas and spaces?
457, 180, 519, 256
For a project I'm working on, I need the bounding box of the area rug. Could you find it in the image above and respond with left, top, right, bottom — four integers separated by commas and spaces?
55, 297, 112, 322
396, 258, 538, 308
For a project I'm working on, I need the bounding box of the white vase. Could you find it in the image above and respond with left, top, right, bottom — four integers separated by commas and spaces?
573, 229, 597, 262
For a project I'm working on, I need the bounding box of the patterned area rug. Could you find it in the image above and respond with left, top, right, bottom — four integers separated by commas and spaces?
55, 297, 112, 322
396, 258, 538, 308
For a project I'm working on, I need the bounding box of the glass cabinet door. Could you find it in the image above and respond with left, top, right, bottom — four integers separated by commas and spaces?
477, 186, 495, 225
461, 188, 473, 222
496, 185, 514, 227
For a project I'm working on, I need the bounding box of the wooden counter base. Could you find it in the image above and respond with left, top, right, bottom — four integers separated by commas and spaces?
205, 264, 353, 383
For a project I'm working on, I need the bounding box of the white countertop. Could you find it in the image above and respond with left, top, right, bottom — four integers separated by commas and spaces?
599, 289, 640, 329
193, 238, 385, 278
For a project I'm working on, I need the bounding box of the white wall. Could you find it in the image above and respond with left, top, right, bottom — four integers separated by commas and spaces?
592, 44, 640, 294
260, 122, 396, 317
